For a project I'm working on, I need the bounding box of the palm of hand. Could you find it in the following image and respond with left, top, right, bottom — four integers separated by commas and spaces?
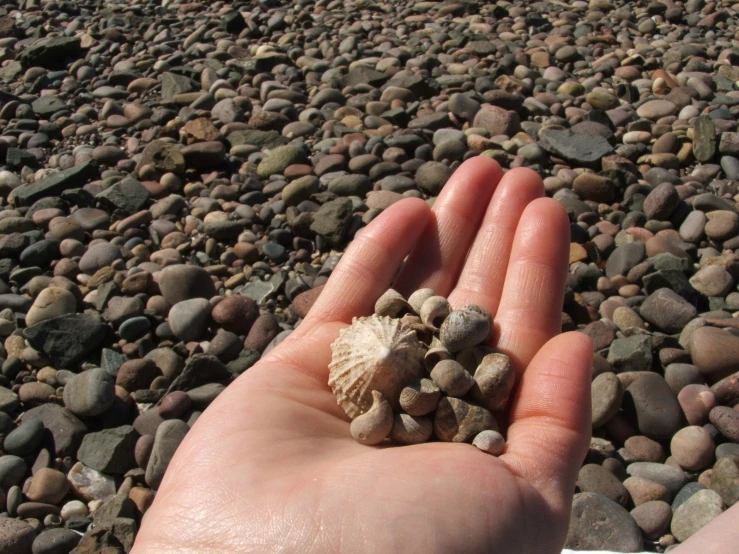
133, 158, 593, 554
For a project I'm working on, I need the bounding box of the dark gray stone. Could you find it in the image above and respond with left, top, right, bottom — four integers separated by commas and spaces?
24, 313, 108, 369
565, 492, 643, 552
10, 160, 99, 207
21, 404, 87, 458
624, 373, 683, 440
77, 426, 138, 475
96, 176, 150, 215
20, 36, 82, 68
539, 128, 615, 166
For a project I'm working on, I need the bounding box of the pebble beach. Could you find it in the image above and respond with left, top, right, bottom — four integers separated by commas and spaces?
0, 0, 738, 552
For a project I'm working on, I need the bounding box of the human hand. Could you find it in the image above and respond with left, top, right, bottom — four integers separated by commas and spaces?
131, 157, 594, 554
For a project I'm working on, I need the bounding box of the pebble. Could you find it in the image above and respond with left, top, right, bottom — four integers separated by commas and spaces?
630, 500, 672, 540
3, 419, 44, 456
0, 518, 36, 553
168, 298, 212, 343
62, 368, 116, 417
671, 426, 715, 471
145, 419, 189, 490
671, 489, 724, 542
26, 468, 69, 505
31, 528, 81, 554
565, 492, 643, 551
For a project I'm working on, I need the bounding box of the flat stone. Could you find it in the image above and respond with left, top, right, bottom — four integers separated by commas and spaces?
21, 404, 86, 458
539, 128, 614, 166
671, 489, 724, 542
10, 160, 99, 207
62, 368, 116, 417
77, 425, 138, 475
626, 462, 687, 496
145, 419, 189, 490
565, 492, 643, 552
689, 326, 739, 382
25, 313, 108, 369
624, 373, 683, 441
710, 456, 739, 507
31, 528, 81, 554
168, 298, 211, 342
157, 264, 217, 305
0, 518, 35, 553
20, 36, 82, 68
639, 288, 697, 333
96, 176, 150, 215
577, 464, 629, 505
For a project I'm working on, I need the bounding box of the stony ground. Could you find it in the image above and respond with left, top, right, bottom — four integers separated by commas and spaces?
0, 0, 737, 551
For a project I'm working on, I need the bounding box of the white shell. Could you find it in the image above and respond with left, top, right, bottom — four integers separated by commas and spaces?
329, 315, 426, 419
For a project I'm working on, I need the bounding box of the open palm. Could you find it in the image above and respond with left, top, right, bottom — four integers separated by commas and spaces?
132, 158, 593, 554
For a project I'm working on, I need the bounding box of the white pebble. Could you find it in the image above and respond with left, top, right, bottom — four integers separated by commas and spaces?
60, 500, 88, 520
472, 430, 506, 456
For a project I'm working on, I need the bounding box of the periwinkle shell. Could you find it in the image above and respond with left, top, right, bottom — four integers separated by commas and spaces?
390, 413, 433, 445
439, 306, 492, 352
433, 397, 497, 443
400, 378, 441, 416
471, 353, 516, 412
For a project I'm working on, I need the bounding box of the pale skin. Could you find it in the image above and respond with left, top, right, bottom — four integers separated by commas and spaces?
132, 157, 596, 554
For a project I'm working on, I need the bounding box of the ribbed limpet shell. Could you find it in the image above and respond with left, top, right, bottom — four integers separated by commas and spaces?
328, 315, 426, 419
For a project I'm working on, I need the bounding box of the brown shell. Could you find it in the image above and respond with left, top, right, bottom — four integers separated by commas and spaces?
433, 397, 497, 443
329, 315, 426, 419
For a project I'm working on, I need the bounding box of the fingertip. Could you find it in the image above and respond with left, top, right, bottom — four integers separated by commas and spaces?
358, 196, 431, 239
525, 196, 569, 227
501, 166, 544, 192
459, 155, 503, 179
559, 330, 594, 358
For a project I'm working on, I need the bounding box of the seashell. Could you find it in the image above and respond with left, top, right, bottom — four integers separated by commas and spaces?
455, 345, 496, 374
399, 378, 441, 416
329, 315, 426, 419
424, 345, 452, 371
433, 397, 497, 443
472, 430, 506, 456
408, 288, 436, 314
439, 306, 492, 353
399, 313, 433, 344
374, 288, 412, 318
430, 359, 475, 397
389, 413, 433, 445
471, 353, 515, 412
350, 391, 393, 445
420, 295, 451, 331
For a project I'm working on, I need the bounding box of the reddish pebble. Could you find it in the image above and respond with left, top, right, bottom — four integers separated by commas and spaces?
159, 391, 192, 419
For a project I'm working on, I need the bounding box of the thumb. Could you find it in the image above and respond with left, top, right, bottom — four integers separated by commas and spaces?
501, 331, 593, 510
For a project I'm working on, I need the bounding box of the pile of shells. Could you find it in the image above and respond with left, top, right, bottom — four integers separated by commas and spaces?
328, 288, 515, 455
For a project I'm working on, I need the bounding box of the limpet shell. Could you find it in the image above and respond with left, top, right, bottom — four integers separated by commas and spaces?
329, 315, 425, 419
